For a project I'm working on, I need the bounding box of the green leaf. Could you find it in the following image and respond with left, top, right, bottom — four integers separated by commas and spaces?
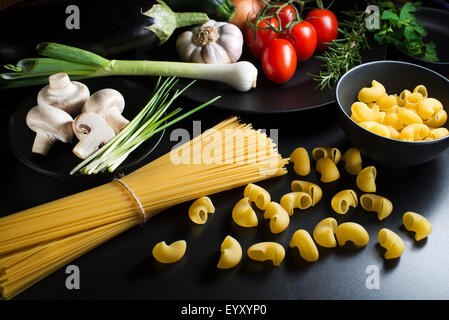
399, 2, 418, 21
404, 25, 418, 41
381, 10, 400, 22
414, 23, 428, 37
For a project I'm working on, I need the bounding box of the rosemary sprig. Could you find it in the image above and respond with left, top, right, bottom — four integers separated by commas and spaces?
308, 8, 369, 90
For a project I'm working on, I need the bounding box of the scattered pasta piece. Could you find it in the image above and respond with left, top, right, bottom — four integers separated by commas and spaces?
188, 196, 215, 224
356, 166, 377, 193
280, 192, 313, 216
358, 80, 386, 103
335, 222, 369, 247
315, 158, 340, 183
263, 202, 290, 234
290, 147, 310, 176
232, 197, 258, 227
313, 217, 338, 248
378, 228, 405, 259
403, 211, 432, 241
152, 240, 187, 264
247, 242, 285, 267
312, 147, 341, 164
290, 180, 322, 206
217, 235, 242, 269
289, 229, 319, 262
341, 148, 362, 175
360, 194, 393, 221
331, 189, 358, 214
243, 183, 271, 210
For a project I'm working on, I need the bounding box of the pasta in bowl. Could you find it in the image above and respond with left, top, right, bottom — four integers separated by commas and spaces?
336, 60, 449, 167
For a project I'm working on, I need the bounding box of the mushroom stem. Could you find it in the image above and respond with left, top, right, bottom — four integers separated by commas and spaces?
32, 133, 56, 155
106, 111, 130, 134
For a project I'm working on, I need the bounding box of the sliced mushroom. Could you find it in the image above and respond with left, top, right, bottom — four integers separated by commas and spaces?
72, 112, 116, 159
26, 104, 74, 155
82, 89, 129, 134
37, 73, 90, 116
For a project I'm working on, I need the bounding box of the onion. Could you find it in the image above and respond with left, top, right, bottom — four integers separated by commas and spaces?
230, 0, 266, 30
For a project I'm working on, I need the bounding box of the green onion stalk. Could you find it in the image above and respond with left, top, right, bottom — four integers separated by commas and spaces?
70, 76, 220, 175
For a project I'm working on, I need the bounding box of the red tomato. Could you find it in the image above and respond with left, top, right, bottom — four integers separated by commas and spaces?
269, 4, 297, 29
261, 39, 297, 84
245, 17, 280, 59
283, 21, 317, 62
306, 9, 338, 50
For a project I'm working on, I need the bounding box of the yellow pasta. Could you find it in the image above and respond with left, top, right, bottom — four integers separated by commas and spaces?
360, 194, 393, 221
331, 189, 358, 214
351, 102, 385, 123
417, 98, 443, 120
289, 229, 319, 262
313, 217, 337, 248
290, 180, 322, 206
356, 166, 377, 193
413, 85, 428, 98
289, 147, 310, 176
232, 197, 258, 227
335, 222, 369, 247
247, 242, 285, 267
424, 109, 447, 128
403, 211, 432, 241
378, 228, 405, 259
400, 123, 430, 141
243, 183, 271, 210
358, 80, 386, 103
403, 92, 423, 110
377, 94, 397, 112
152, 240, 187, 264
280, 192, 313, 216
359, 121, 391, 138
315, 157, 340, 183
398, 89, 411, 107
430, 127, 449, 140
263, 202, 290, 234
311, 146, 342, 164
188, 196, 215, 224
342, 148, 362, 175
384, 107, 404, 131
217, 235, 242, 269
386, 125, 401, 139
398, 107, 423, 125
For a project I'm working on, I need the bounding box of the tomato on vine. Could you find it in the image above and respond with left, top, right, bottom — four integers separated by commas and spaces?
245, 17, 280, 59
261, 38, 297, 84
283, 20, 317, 62
305, 2, 338, 50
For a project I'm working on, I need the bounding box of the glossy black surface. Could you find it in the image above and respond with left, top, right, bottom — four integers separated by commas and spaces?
1, 80, 449, 299
7, 77, 165, 180
336, 60, 449, 167
391, 7, 449, 74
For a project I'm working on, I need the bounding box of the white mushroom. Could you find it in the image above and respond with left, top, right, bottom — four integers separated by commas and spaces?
82, 89, 129, 134
37, 73, 90, 116
72, 112, 116, 159
26, 104, 74, 155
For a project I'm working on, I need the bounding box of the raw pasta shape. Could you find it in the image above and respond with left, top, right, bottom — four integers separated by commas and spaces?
152, 240, 187, 264
358, 80, 386, 103
289, 147, 310, 176
331, 189, 358, 214
217, 235, 242, 269
400, 123, 430, 141
356, 166, 377, 193
313, 217, 338, 248
341, 148, 362, 175
335, 222, 369, 247
247, 242, 285, 267
290, 180, 323, 206
280, 192, 313, 216
263, 202, 290, 234
232, 197, 258, 227
312, 147, 342, 164
378, 228, 405, 259
418, 98, 443, 120
403, 211, 432, 241
244, 183, 271, 210
289, 229, 319, 262
360, 194, 393, 220
188, 196, 215, 224
315, 158, 340, 183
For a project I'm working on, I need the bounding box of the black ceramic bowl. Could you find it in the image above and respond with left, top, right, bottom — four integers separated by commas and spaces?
336, 60, 449, 167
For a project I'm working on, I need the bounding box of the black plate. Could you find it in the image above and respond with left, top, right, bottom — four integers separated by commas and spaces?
391, 7, 449, 74
8, 77, 164, 179
176, 41, 387, 114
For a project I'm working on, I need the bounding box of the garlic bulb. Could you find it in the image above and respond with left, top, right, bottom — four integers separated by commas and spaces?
176, 20, 243, 64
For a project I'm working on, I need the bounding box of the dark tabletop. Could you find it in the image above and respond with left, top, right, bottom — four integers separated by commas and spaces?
1, 75, 449, 300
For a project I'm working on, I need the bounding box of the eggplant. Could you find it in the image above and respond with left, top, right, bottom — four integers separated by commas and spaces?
0, 0, 209, 65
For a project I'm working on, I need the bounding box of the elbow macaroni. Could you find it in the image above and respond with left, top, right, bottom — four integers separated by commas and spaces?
360, 194, 393, 221
263, 202, 290, 234
289, 229, 319, 262
290, 147, 310, 176
341, 147, 362, 175
217, 235, 242, 269
232, 197, 258, 227
350, 82, 447, 141
331, 189, 358, 214
188, 196, 215, 224
378, 228, 405, 259
290, 180, 322, 206
313, 217, 338, 248
315, 157, 340, 183
244, 183, 271, 210
247, 242, 285, 267
403, 211, 432, 241
280, 192, 313, 216
312, 147, 341, 164
356, 166, 377, 193
335, 222, 369, 247
152, 240, 187, 263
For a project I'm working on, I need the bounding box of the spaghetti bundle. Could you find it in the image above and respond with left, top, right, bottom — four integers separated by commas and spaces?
0, 117, 288, 299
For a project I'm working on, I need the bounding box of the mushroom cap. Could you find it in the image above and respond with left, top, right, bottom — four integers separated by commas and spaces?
83, 88, 125, 115
26, 104, 74, 143
37, 73, 90, 116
